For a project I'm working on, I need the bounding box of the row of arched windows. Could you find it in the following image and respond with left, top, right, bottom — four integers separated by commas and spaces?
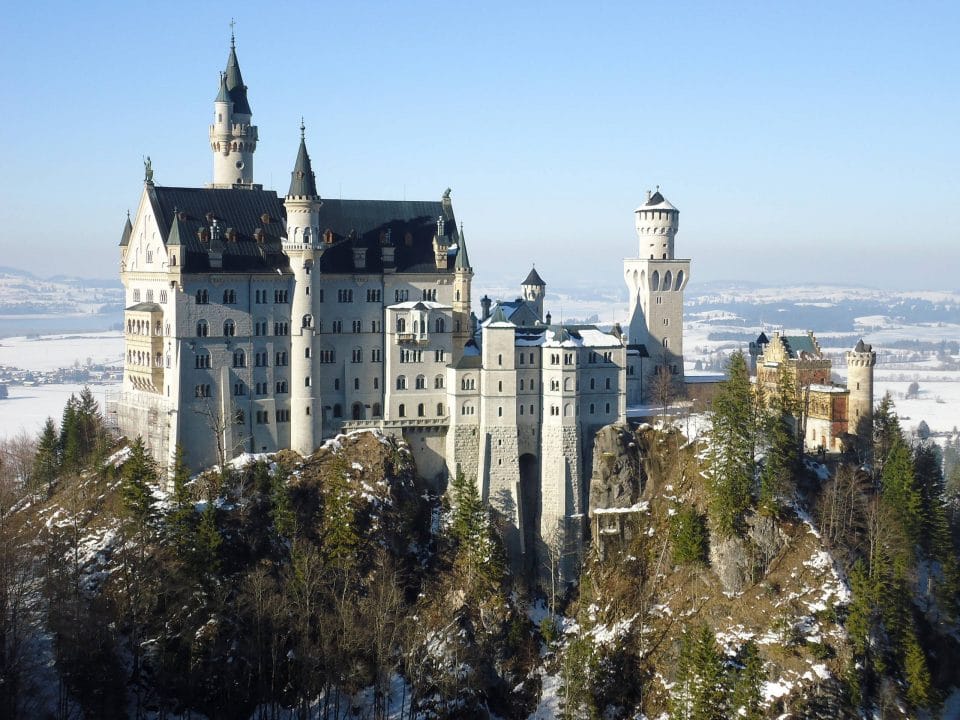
127, 349, 163, 368
196, 319, 238, 337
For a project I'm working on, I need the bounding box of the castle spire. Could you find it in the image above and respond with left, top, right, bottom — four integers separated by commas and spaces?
209, 31, 258, 187
455, 223, 471, 270
224, 30, 251, 115
287, 124, 318, 198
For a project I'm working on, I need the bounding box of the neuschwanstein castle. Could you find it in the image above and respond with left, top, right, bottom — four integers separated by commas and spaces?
116, 36, 693, 574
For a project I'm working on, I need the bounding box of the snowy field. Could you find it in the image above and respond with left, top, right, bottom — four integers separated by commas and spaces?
0, 331, 123, 371
0, 383, 117, 441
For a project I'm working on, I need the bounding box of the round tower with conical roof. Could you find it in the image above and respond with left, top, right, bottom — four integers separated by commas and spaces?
284, 124, 321, 456
452, 223, 473, 361
209, 33, 258, 188
846, 339, 876, 440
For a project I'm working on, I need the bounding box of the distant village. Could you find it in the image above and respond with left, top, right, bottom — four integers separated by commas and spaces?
0, 360, 122, 397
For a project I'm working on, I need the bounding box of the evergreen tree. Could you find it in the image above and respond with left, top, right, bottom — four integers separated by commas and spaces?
194, 501, 222, 581
321, 457, 358, 565
731, 640, 765, 720
59, 396, 83, 475
706, 351, 755, 537
758, 366, 798, 514
165, 445, 195, 559
670, 504, 708, 565
270, 464, 296, 540
121, 437, 159, 531
902, 630, 933, 710
880, 437, 922, 546
76, 386, 107, 462
913, 444, 952, 561
32, 417, 60, 495
873, 393, 900, 476
449, 470, 504, 587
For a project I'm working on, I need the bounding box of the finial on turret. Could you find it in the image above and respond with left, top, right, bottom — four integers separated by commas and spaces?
229, 18, 236, 48
300, 117, 305, 140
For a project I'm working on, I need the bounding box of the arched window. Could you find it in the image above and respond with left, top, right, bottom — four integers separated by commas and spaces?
651, 271, 660, 291
564, 377, 572, 391
232, 349, 245, 367
372, 403, 382, 418
398, 403, 406, 418
435, 375, 444, 389
333, 404, 343, 418
196, 320, 208, 337
302, 314, 312, 328
415, 375, 426, 389
417, 403, 425, 417
195, 289, 208, 304
437, 402, 444, 416
590, 403, 595, 414
352, 403, 363, 420
396, 375, 407, 390
435, 317, 445, 333
663, 270, 673, 290
605, 377, 612, 389
564, 403, 572, 417
223, 319, 235, 336
590, 378, 595, 390
396, 317, 406, 332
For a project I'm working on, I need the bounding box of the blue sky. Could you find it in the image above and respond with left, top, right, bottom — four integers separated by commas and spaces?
2, 1, 958, 291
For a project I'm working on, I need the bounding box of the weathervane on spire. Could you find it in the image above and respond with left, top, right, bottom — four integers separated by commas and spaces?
300, 117, 305, 139
229, 18, 236, 47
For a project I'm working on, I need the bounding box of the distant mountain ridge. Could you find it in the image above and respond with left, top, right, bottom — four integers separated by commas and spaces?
0, 266, 123, 319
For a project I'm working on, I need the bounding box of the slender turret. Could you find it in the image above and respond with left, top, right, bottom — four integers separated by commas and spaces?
284, 124, 321, 455
209, 32, 258, 187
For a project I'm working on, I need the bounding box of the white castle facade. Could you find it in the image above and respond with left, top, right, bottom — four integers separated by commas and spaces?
115, 38, 686, 576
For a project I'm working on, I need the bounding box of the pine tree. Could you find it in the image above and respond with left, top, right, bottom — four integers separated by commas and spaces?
121, 437, 159, 532
902, 630, 933, 710
194, 501, 222, 581
76, 385, 107, 462
880, 437, 922, 546
270, 464, 296, 539
732, 640, 765, 720
873, 393, 900, 476
449, 470, 504, 587
758, 366, 798, 515
59, 395, 83, 475
707, 351, 755, 537
322, 457, 358, 565
165, 445, 195, 559
670, 504, 708, 565
32, 417, 60, 495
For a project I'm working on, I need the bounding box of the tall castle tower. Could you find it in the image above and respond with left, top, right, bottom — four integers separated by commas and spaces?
209, 33, 259, 188
284, 124, 321, 456
521, 267, 546, 323
452, 225, 473, 361
845, 339, 876, 440
624, 188, 690, 398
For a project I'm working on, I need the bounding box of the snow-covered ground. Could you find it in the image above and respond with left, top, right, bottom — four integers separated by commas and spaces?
0, 331, 123, 371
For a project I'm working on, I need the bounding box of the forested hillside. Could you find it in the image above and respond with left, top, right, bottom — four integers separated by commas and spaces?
1, 367, 959, 718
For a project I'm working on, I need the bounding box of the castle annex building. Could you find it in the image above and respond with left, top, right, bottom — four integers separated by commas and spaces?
115, 37, 679, 576
750, 332, 876, 451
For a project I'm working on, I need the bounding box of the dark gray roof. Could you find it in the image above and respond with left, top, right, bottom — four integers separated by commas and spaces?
522, 267, 545, 286
627, 344, 650, 357
288, 133, 318, 198
854, 339, 872, 353
224, 39, 251, 115
126, 302, 162, 312
455, 227, 471, 270
166, 209, 188, 247
148, 185, 288, 273
120, 213, 132, 247
646, 190, 665, 205
756, 331, 769, 345
313, 198, 457, 274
